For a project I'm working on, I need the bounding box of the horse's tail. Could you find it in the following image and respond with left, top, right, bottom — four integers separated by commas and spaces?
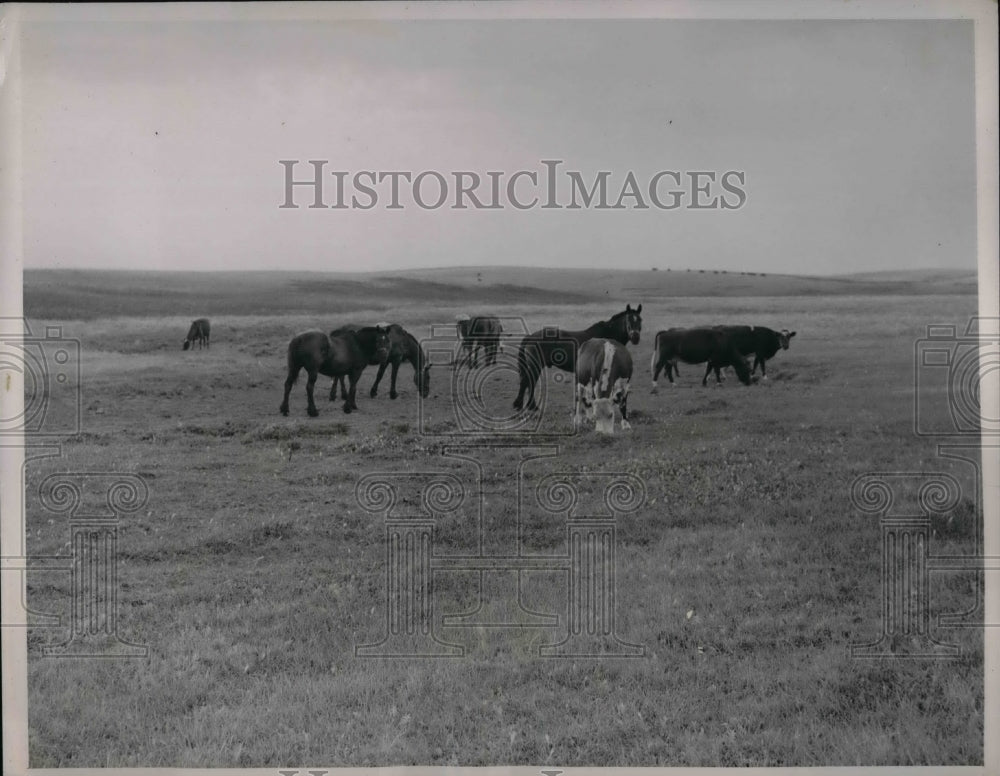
650, 330, 661, 378
516, 337, 528, 381
285, 345, 299, 385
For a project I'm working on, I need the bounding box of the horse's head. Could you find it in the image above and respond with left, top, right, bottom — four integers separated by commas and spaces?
623, 303, 643, 345
182, 340, 190, 351
456, 314, 471, 339
778, 329, 796, 350
374, 323, 392, 364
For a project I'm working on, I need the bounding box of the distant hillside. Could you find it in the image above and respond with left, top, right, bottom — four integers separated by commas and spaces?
374, 266, 978, 299
23, 267, 976, 320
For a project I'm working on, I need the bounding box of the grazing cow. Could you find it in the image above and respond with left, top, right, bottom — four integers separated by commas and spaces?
182, 318, 210, 350
711, 325, 796, 379
513, 304, 642, 412
330, 323, 394, 400
456, 314, 503, 368
280, 328, 389, 417
650, 327, 752, 390
576, 339, 633, 434
369, 324, 431, 399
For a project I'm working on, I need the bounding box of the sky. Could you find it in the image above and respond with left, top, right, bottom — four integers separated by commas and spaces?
19, 14, 977, 275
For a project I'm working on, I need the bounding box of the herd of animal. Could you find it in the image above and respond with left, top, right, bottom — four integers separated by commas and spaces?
182, 307, 795, 433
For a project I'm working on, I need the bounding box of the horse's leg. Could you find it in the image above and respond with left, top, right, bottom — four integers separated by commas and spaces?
371, 361, 389, 398
344, 371, 361, 413
526, 369, 539, 411
619, 387, 632, 430
757, 356, 767, 379
389, 361, 400, 400
280, 364, 301, 416
573, 384, 586, 428
513, 376, 527, 410
513, 345, 531, 410
306, 368, 319, 417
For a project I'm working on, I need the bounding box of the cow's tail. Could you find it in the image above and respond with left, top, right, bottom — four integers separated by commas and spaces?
599, 341, 615, 394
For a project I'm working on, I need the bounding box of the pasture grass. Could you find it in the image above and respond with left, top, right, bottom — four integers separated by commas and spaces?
21, 277, 983, 767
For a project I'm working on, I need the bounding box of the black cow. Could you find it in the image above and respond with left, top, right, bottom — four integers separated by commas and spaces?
456, 315, 503, 368
650, 327, 752, 390
182, 318, 210, 350
712, 325, 796, 379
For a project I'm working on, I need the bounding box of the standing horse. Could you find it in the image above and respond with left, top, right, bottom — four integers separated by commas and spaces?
456, 314, 503, 368
330, 323, 394, 400
279, 328, 389, 417
182, 318, 210, 350
512, 304, 642, 412
370, 324, 431, 399
575, 339, 633, 434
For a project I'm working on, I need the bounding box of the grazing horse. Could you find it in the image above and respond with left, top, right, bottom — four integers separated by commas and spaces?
711, 325, 796, 379
330, 323, 394, 400
575, 339, 633, 434
279, 328, 389, 417
456, 314, 503, 368
650, 327, 752, 389
182, 318, 210, 350
370, 324, 431, 399
512, 304, 642, 412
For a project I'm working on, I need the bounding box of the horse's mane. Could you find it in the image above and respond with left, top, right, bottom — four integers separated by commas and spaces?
390, 325, 427, 366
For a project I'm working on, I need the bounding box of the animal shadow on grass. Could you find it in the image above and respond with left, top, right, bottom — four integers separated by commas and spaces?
683, 398, 729, 415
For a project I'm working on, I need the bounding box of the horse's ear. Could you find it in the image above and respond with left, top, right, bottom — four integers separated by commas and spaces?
626, 304, 632, 312
789, 331, 796, 338
636, 304, 642, 314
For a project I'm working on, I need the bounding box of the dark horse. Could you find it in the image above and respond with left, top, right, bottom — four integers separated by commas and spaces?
456, 314, 503, 368
182, 318, 210, 350
512, 304, 642, 412
280, 328, 389, 417
330, 323, 395, 399
334, 323, 430, 400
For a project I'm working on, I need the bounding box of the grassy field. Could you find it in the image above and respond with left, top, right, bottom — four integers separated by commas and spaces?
21, 269, 983, 767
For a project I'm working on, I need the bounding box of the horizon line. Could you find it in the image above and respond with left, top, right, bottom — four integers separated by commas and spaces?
21, 265, 976, 280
